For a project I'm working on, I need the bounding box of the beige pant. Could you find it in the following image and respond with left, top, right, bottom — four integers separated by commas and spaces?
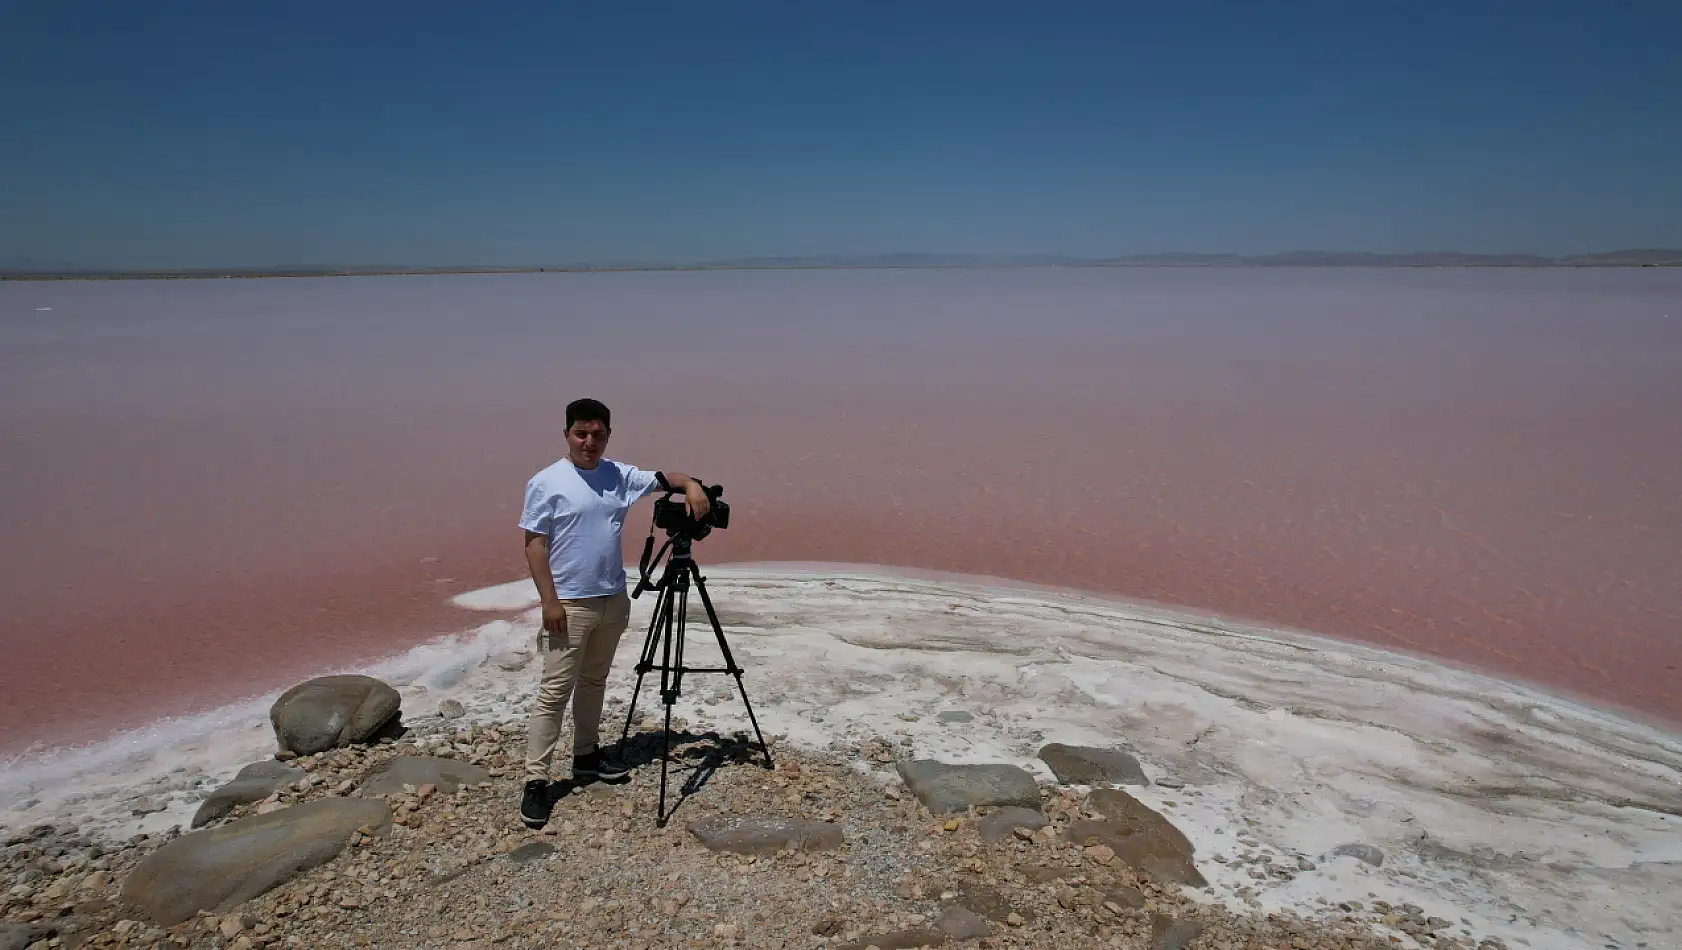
524, 590, 632, 779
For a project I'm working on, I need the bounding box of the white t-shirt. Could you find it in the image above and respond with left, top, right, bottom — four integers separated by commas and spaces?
519, 458, 661, 598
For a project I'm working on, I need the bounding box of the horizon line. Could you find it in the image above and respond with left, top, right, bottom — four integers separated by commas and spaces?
5, 247, 1682, 280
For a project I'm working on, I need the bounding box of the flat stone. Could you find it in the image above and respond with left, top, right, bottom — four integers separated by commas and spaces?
358, 756, 489, 795
1332, 843, 1385, 866
120, 798, 392, 925
937, 711, 973, 724
895, 760, 1040, 815
487, 650, 531, 672
836, 929, 947, 950
1065, 819, 1207, 888
78, 870, 111, 893
1150, 915, 1206, 950
976, 806, 1048, 843
1017, 864, 1073, 884
269, 675, 402, 756
688, 816, 843, 855
952, 881, 1027, 922
505, 842, 555, 864
936, 904, 991, 940
0, 923, 51, 950
1087, 788, 1195, 852
192, 761, 305, 828
1068, 788, 1205, 887
1103, 885, 1148, 910
1037, 743, 1149, 786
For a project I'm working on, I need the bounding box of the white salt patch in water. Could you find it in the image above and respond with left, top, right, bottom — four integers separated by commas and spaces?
450, 584, 541, 612
4, 564, 1679, 950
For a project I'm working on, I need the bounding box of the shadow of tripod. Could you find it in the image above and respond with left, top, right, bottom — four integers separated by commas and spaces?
618, 530, 773, 826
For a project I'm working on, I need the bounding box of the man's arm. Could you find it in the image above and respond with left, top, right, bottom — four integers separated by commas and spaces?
656, 470, 712, 521
523, 530, 566, 638
523, 531, 559, 603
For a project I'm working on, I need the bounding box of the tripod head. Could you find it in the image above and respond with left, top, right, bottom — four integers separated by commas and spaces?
632, 503, 697, 599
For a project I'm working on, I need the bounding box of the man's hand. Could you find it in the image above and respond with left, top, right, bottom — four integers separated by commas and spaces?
523, 529, 565, 647
541, 600, 568, 644
684, 483, 711, 522
660, 470, 712, 522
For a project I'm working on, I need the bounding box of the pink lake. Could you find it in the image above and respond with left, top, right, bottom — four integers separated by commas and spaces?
2, 267, 1678, 753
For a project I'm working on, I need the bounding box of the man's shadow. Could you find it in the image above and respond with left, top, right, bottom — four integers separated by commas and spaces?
546, 727, 770, 823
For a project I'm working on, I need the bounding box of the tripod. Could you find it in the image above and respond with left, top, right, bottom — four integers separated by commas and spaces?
619, 532, 773, 826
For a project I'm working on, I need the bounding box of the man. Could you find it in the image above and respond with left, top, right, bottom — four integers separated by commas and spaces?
516, 397, 712, 828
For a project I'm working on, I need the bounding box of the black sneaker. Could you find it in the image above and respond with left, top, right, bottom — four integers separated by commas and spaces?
572, 746, 630, 781
519, 779, 552, 829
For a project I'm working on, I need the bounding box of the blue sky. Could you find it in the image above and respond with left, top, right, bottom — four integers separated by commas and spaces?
3, 2, 1679, 268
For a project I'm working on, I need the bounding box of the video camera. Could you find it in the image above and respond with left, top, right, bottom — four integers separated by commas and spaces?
651, 475, 729, 541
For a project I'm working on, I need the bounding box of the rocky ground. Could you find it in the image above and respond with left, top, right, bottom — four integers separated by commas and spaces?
3, 701, 1513, 950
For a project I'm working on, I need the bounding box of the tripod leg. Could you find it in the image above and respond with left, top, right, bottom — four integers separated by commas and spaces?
658, 688, 673, 826
658, 571, 692, 826
689, 563, 775, 769
672, 573, 690, 705
620, 584, 672, 748
656, 574, 680, 825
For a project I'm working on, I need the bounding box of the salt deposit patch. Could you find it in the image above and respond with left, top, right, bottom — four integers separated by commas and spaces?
5, 564, 1679, 950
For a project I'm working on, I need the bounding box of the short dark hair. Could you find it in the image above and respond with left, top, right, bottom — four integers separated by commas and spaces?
566, 398, 611, 431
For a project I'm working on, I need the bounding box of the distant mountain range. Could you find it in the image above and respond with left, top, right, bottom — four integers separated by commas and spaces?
4, 248, 1681, 279
695, 249, 1682, 269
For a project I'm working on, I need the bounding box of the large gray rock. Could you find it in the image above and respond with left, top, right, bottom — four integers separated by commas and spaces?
1067, 787, 1205, 887
121, 797, 391, 925
270, 674, 402, 756
689, 816, 843, 855
976, 806, 1047, 842
1038, 743, 1149, 786
358, 756, 488, 795
191, 761, 305, 828
895, 760, 1040, 815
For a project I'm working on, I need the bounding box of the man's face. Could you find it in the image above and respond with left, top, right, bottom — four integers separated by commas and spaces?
565, 419, 610, 468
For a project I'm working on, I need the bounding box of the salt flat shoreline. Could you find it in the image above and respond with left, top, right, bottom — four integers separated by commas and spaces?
705, 561, 1682, 737
3, 563, 1680, 950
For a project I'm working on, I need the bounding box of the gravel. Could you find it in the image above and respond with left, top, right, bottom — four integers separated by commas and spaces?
0, 711, 1511, 950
